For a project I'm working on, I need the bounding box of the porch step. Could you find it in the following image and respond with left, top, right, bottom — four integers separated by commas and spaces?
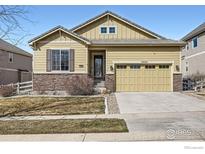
93, 79, 106, 94
93, 87, 107, 94
94, 80, 105, 88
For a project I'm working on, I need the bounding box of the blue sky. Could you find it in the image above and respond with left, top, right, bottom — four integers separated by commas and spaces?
14, 5, 205, 52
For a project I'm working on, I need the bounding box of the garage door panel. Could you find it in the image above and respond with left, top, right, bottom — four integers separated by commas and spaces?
116, 64, 172, 92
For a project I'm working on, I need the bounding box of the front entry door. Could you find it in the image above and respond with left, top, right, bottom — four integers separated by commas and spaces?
94, 55, 103, 79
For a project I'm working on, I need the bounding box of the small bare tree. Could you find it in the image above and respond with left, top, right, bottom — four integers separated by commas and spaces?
0, 5, 32, 45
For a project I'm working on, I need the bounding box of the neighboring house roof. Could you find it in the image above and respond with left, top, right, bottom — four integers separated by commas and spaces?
28, 25, 91, 45
0, 39, 32, 57
90, 39, 186, 46
71, 11, 166, 39
181, 22, 205, 41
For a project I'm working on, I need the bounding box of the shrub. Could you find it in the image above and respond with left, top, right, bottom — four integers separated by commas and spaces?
0, 84, 15, 97
65, 75, 94, 95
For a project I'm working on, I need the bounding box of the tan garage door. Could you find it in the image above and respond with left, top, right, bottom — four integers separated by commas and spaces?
116, 64, 171, 92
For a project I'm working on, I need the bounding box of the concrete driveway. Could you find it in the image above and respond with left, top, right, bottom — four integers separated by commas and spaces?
115, 92, 205, 140
115, 92, 205, 114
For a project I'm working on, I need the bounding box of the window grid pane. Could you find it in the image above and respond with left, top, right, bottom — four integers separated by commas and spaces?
101, 27, 107, 33
193, 38, 198, 48
51, 50, 69, 71
52, 50, 60, 70
109, 27, 116, 33
61, 50, 69, 70
145, 65, 155, 69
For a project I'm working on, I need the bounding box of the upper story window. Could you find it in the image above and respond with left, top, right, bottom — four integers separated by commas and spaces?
100, 26, 117, 34
8, 52, 13, 63
109, 26, 116, 34
192, 37, 198, 48
51, 49, 69, 71
100, 27, 107, 34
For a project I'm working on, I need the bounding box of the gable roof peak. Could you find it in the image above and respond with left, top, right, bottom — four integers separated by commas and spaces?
181, 22, 205, 41
0, 39, 32, 57
71, 10, 166, 39
28, 25, 91, 45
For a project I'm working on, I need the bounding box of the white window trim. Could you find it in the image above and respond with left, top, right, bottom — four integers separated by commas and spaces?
192, 37, 198, 48
8, 52, 13, 63
108, 26, 117, 34
50, 49, 70, 72
99, 26, 108, 34
99, 25, 117, 34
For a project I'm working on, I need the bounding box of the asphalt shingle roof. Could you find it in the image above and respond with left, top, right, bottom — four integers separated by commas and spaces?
181, 22, 205, 41
29, 11, 185, 47
90, 39, 185, 46
28, 25, 91, 44
0, 39, 32, 57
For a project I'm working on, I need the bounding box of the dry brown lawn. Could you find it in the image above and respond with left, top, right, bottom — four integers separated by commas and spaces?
0, 119, 128, 134
0, 97, 105, 116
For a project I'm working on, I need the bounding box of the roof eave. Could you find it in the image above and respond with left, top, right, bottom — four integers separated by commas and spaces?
181, 23, 205, 41
90, 43, 186, 47
28, 26, 91, 46
181, 30, 205, 41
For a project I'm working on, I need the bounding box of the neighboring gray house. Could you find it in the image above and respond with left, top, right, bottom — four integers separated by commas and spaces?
181, 22, 205, 77
0, 39, 32, 85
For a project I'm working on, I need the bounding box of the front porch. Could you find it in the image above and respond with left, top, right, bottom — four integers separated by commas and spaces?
88, 50, 106, 91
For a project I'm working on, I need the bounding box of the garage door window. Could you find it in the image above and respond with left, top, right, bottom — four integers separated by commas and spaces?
145, 65, 155, 69
130, 64, 140, 69
117, 65, 127, 69
159, 65, 169, 69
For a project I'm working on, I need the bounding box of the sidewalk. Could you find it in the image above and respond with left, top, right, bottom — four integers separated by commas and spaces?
0, 114, 122, 121
0, 131, 204, 141
1, 112, 205, 141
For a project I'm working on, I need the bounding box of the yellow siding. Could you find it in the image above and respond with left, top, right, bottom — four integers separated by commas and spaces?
33, 31, 88, 73
106, 47, 181, 74
75, 16, 156, 40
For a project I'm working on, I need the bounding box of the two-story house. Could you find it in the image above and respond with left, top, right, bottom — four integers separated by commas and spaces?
181, 22, 205, 77
0, 39, 32, 85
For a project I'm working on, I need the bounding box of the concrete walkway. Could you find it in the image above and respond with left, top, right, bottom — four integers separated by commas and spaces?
1, 111, 205, 141
0, 114, 126, 121
0, 131, 204, 141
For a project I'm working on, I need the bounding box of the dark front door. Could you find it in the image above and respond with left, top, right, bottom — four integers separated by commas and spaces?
94, 55, 103, 79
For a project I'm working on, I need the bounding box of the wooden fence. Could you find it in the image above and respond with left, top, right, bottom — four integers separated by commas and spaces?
194, 80, 205, 92
13, 81, 32, 95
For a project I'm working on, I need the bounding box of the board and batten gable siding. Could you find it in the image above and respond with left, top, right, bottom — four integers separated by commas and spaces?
105, 46, 181, 74
33, 31, 88, 73
75, 16, 156, 40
